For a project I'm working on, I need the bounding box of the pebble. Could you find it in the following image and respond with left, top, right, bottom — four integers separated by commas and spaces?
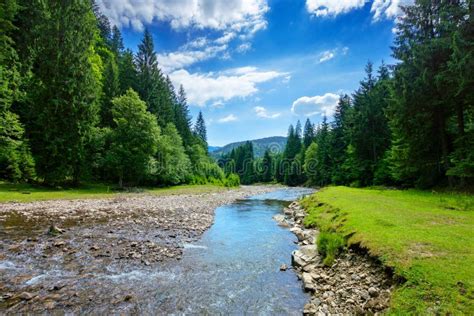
285, 201, 393, 315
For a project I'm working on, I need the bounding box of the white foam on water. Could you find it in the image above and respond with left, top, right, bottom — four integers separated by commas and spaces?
182, 243, 208, 249
0, 260, 18, 270
103, 270, 177, 282
25, 274, 46, 285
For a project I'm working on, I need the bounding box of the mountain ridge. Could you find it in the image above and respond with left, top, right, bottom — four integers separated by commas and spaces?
210, 136, 287, 158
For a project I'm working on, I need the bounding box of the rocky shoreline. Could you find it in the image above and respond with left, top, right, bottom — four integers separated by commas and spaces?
0, 185, 277, 313
275, 201, 394, 315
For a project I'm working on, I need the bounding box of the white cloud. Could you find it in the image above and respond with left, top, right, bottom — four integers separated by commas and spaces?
218, 114, 238, 123
306, 0, 366, 17
96, 0, 269, 33
371, 0, 414, 20
317, 47, 349, 64
291, 93, 339, 117
215, 32, 236, 45
157, 44, 228, 73
237, 42, 252, 53
169, 67, 288, 107
254, 106, 281, 119
319, 50, 335, 63
306, 0, 413, 20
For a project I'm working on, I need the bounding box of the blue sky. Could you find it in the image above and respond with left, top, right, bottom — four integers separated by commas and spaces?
97, 0, 411, 146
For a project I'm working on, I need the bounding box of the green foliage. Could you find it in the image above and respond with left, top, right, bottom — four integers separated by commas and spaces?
0, 0, 35, 182
224, 173, 240, 187
105, 89, 160, 187
118, 49, 138, 94
194, 111, 207, 150
0, 111, 35, 181
25, 0, 101, 185
317, 232, 345, 266
218, 141, 255, 184
153, 123, 192, 185
136, 29, 174, 128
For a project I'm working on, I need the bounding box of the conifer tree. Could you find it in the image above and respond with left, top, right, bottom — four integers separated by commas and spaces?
330, 95, 351, 184
118, 49, 138, 94
194, 111, 207, 150
174, 85, 193, 147
303, 118, 315, 148
0, 0, 35, 181
111, 25, 124, 56
136, 29, 173, 127
261, 149, 273, 182
29, 0, 101, 185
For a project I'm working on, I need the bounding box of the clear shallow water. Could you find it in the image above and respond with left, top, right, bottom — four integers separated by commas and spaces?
0, 187, 314, 314
145, 187, 315, 314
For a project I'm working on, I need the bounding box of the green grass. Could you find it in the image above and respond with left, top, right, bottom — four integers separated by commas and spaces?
301, 186, 474, 314
0, 182, 231, 203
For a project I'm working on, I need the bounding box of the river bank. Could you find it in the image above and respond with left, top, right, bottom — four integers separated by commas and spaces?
297, 187, 474, 314
275, 201, 394, 315
0, 185, 277, 313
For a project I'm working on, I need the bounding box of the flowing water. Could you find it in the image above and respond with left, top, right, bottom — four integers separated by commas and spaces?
1, 187, 314, 314
140, 187, 315, 314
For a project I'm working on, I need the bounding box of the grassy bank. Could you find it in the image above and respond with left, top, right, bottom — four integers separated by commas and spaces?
301, 187, 474, 314
0, 182, 231, 203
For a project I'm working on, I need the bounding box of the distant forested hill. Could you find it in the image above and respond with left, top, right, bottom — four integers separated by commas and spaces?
210, 136, 287, 158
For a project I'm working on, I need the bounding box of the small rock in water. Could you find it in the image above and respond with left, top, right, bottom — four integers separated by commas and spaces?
280, 264, 288, 271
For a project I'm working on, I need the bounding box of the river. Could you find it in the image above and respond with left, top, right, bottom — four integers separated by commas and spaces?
1, 187, 314, 314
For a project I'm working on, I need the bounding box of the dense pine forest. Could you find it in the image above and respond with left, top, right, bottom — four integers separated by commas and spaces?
0, 0, 236, 188
218, 1, 473, 189
1, 0, 473, 190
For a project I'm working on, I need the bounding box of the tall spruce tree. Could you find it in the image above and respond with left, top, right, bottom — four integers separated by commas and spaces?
330, 95, 351, 184
111, 25, 124, 56
174, 85, 193, 147
303, 118, 315, 148
118, 49, 138, 94
29, 0, 101, 185
0, 0, 35, 181
261, 149, 273, 182
136, 29, 173, 128
389, 0, 467, 187
194, 111, 207, 150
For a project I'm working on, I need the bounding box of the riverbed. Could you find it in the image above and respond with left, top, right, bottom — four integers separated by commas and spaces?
0, 186, 314, 314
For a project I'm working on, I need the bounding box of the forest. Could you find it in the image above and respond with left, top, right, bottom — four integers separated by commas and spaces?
1, 0, 473, 190
218, 1, 473, 189
0, 0, 238, 188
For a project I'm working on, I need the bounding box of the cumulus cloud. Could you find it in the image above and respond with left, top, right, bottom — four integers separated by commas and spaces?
254, 106, 281, 119
169, 67, 288, 107
306, 0, 366, 17
371, 0, 414, 20
306, 0, 413, 20
96, 0, 269, 33
291, 93, 339, 117
218, 114, 238, 123
157, 44, 228, 73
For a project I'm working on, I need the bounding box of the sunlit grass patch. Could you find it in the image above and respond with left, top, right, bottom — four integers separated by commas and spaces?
301, 186, 474, 314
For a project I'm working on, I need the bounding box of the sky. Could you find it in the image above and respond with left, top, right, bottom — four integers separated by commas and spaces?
96, 0, 413, 146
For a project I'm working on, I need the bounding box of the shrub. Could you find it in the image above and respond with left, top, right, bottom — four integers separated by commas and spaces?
224, 173, 240, 187
317, 232, 345, 266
